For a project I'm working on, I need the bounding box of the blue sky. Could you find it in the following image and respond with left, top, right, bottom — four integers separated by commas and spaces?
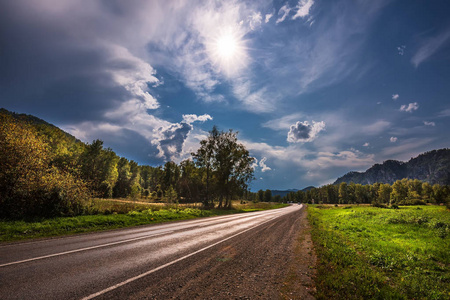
1, 0, 450, 191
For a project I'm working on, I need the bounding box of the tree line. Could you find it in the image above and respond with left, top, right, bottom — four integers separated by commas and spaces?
0, 111, 255, 218
281, 179, 450, 207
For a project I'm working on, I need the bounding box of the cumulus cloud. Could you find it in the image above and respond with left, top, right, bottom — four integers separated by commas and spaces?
392, 94, 399, 100
265, 13, 273, 23
154, 123, 193, 161
390, 137, 398, 143
292, 0, 314, 19
423, 121, 435, 126
412, 29, 450, 67
397, 45, 406, 55
363, 142, 369, 147
259, 157, 271, 172
287, 121, 325, 143
400, 102, 419, 112
182, 114, 213, 124
276, 4, 291, 24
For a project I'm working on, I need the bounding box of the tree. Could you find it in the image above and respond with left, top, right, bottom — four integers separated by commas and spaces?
192, 126, 255, 208
257, 190, 264, 202
338, 182, 348, 204
378, 184, 392, 204
264, 189, 272, 202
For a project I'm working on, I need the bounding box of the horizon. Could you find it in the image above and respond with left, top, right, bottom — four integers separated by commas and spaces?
1, 0, 450, 191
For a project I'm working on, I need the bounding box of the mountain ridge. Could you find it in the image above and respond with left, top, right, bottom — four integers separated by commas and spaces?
334, 149, 450, 185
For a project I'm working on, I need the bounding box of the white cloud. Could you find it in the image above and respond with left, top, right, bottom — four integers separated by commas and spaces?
390, 137, 398, 143
438, 109, 450, 117
397, 45, 406, 55
265, 13, 273, 23
248, 11, 262, 30
423, 121, 435, 126
182, 114, 213, 124
412, 29, 450, 67
362, 120, 390, 135
276, 4, 291, 24
232, 79, 276, 113
383, 138, 434, 159
259, 157, 271, 172
287, 121, 325, 143
292, 0, 314, 20
400, 102, 419, 112
262, 113, 304, 131
363, 142, 369, 147
392, 94, 399, 100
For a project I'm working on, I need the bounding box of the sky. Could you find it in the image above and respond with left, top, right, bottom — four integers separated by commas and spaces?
1, 0, 450, 191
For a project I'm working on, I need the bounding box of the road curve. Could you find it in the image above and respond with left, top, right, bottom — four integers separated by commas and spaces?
0, 204, 304, 299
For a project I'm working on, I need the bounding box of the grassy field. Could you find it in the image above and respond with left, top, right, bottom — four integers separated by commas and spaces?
308, 204, 450, 300
0, 200, 287, 243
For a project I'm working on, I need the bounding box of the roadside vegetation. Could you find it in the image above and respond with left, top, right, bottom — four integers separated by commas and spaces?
0, 200, 287, 242
283, 179, 450, 208
308, 204, 450, 299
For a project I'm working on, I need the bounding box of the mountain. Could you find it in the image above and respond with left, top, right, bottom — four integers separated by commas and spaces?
271, 189, 299, 198
334, 149, 450, 185
270, 186, 316, 197
301, 186, 316, 192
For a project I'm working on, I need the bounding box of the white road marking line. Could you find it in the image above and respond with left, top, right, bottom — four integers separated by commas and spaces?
0, 208, 289, 267
0, 231, 173, 268
80, 212, 289, 300
0, 206, 288, 249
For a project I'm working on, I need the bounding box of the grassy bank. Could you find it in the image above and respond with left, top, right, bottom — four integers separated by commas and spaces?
308, 205, 449, 300
0, 201, 288, 243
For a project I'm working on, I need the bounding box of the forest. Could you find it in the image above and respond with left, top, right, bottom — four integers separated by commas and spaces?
282, 179, 450, 208
0, 110, 255, 218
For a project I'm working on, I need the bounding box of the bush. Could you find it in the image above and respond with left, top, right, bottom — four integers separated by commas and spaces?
0, 115, 90, 218
371, 201, 387, 208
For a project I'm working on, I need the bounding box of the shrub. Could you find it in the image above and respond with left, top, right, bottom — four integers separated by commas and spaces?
371, 201, 387, 208
0, 115, 89, 218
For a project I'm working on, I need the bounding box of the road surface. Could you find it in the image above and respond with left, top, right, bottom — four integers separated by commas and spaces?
0, 204, 308, 299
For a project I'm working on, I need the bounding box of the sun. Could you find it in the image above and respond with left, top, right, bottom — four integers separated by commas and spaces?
207, 27, 248, 77
216, 33, 237, 60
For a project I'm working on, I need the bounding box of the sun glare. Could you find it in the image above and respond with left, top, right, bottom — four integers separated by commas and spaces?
208, 27, 248, 77
216, 34, 237, 60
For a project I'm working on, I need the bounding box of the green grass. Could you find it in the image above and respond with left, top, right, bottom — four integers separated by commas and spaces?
308, 205, 450, 300
0, 201, 288, 242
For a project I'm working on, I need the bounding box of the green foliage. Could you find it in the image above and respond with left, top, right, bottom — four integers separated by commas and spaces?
192, 126, 255, 208
283, 178, 450, 206
309, 205, 450, 299
0, 113, 90, 218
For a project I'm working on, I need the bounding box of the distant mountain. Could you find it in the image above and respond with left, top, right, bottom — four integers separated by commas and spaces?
271, 189, 299, 198
270, 186, 315, 197
334, 149, 450, 185
301, 186, 316, 192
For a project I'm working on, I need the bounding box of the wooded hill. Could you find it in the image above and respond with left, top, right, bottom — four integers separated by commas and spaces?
334, 149, 450, 185
0, 109, 255, 218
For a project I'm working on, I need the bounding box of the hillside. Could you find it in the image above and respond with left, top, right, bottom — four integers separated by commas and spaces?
334, 149, 450, 185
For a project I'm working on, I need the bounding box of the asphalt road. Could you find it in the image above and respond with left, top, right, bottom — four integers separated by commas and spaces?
0, 204, 305, 300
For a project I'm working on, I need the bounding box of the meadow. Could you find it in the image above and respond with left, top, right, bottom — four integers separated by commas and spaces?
0, 200, 287, 242
308, 204, 449, 300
